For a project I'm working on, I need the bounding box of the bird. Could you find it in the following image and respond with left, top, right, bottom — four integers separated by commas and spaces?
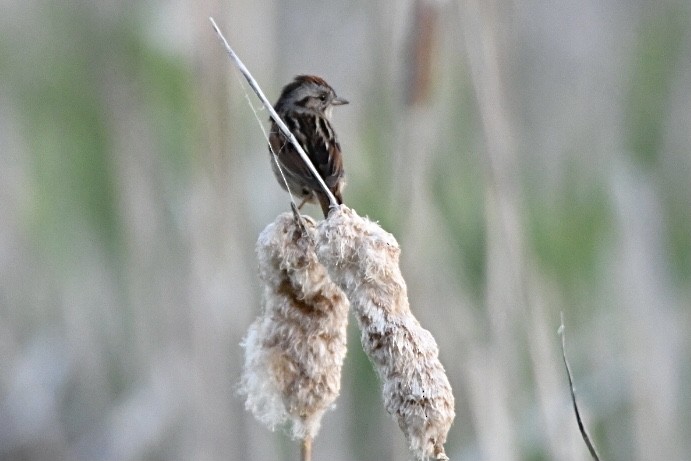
268, 75, 348, 218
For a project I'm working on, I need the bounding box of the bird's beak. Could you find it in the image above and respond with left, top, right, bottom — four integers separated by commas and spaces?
332, 97, 349, 106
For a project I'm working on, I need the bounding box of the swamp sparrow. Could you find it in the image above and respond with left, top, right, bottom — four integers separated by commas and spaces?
268, 75, 348, 218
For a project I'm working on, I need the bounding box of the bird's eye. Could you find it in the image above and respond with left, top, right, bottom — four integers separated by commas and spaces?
319, 94, 327, 101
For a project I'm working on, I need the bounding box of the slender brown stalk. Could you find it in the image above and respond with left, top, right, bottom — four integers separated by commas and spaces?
559, 314, 601, 461
301, 436, 312, 461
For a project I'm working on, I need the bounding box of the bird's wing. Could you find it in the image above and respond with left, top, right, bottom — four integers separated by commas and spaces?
272, 114, 344, 191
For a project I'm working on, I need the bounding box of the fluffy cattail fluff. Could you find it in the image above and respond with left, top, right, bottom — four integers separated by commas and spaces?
316, 206, 455, 461
239, 212, 349, 441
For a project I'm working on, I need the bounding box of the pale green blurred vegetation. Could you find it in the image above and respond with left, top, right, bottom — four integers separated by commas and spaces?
1, 1, 690, 460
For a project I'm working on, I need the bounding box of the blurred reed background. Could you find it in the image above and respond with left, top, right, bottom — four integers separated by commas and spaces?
1, 0, 689, 460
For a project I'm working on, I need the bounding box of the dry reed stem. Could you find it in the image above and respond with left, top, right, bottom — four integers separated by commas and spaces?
239, 213, 349, 442
316, 206, 455, 461
559, 315, 601, 461
209, 17, 338, 209
301, 436, 312, 461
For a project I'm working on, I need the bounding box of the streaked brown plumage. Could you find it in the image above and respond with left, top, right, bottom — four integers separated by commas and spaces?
268, 75, 348, 218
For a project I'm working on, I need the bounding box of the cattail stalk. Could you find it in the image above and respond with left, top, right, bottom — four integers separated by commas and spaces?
239, 213, 349, 454
316, 206, 455, 461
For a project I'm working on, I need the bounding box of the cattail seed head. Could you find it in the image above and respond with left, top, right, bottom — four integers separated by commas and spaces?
316, 206, 455, 461
239, 213, 349, 440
